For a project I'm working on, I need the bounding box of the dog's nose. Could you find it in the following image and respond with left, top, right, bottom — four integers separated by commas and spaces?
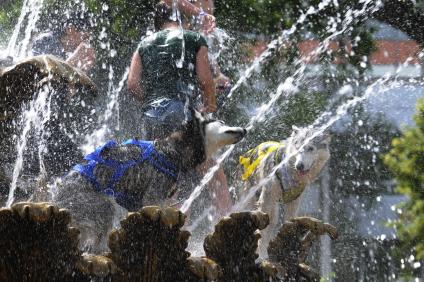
242, 128, 247, 136
296, 163, 304, 171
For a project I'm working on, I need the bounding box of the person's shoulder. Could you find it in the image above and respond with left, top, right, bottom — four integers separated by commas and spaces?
141, 31, 164, 46
184, 30, 204, 39
184, 30, 207, 46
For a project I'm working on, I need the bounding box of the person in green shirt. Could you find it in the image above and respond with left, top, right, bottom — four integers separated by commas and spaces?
128, 1, 216, 139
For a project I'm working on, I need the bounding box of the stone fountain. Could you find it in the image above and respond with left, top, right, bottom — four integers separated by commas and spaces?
0, 202, 337, 281
0, 55, 98, 206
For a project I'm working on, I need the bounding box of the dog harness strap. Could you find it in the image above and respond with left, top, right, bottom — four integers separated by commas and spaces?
73, 139, 178, 208
73, 140, 120, 192
73, 163, 102, 191
107, 160, 138, 192
123, 139, 178, 178
278, 153, 294, 188
85, 140, 118, 162
149, 151, 178, 178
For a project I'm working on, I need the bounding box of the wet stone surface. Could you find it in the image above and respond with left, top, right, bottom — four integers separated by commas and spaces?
0, 202, 80, 281
108, 206, 215, 281
268, 217, 338, 281
204, 211, 278, 282
0, 55, 96, 122
0, 55, 99, 179
0, 202, 337, 281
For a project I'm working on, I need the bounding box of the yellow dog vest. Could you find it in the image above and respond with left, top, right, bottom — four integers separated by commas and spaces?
239, 141, 305, 203
239, 141, 284, 181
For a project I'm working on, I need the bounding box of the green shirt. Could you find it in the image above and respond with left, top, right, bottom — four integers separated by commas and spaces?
138, 29, 208, 104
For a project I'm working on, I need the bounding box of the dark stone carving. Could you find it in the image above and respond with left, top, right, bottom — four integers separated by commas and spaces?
108, 206, 220, 281
0, 55, 98, 183
0, 55, 96, 123
268, 217, 338, 281
0, 202, 80, 281
0, 202, 337, 282
204, 211, 278, 281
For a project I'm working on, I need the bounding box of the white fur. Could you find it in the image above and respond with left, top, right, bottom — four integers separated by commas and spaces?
238, 128, 331, 258
203, 119, 246, 158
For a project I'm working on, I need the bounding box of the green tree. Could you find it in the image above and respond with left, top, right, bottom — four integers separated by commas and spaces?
0, 0, 23, 45
384, 98, 424, 260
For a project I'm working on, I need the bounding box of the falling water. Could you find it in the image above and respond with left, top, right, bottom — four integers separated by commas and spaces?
172, 0, 185, 68
6, 0, 30, 55
35, 85, 54, 187
181, 0, 380, 213
225, 0, 336, 100
206, 28, 231, 64
17, 0, 44, 58
6, 0, 44, 59
81, 67, 130, 154
6, 82, 54, 207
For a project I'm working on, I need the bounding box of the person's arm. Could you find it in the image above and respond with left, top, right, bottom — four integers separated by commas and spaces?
128, 51, 144, 102
196, 46, 216, 113
66, 43, 96, 72
162, 0, 215, 34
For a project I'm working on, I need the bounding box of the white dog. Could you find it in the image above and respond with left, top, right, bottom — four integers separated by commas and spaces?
237, 127, 331, 258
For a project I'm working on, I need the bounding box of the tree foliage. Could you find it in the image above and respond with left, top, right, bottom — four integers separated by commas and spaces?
384, 99, 424, 260
0, 0, 23, 45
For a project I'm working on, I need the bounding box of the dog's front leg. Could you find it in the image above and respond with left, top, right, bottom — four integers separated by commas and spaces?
54, 175, 115, 254
257, 180, 280, 259
283, 192, 303, 221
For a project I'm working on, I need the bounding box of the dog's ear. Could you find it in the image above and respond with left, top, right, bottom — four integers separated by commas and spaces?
182, 108, 200, 126
192, 108, 204, 122
290, 125, 301, 138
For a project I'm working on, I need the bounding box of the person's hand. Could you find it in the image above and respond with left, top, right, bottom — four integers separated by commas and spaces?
67, 43, 96, 72
214, 73, 232, 96
200, 13, 216, 34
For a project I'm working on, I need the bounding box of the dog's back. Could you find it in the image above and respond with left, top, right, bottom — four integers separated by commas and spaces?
54, 142, 177, 253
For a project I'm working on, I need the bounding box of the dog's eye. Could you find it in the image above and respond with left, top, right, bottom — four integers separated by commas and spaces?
306, 146, 314, 152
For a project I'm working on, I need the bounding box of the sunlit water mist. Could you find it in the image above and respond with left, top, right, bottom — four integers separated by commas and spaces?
237, 58, 419, 209
182, 0, 381, 215
225, 0, 337, 100
185, 64, 410, 257
81, 68, 129, 154
206, 28, 231, 64
172, 0, 185, 68
6, 83, 54, 207
228, 0, 381, 102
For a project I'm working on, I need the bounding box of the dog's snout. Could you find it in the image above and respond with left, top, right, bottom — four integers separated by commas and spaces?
296, 163, 305, 171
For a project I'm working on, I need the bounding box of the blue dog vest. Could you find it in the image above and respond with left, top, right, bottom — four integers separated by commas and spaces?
73, 139, 178, 207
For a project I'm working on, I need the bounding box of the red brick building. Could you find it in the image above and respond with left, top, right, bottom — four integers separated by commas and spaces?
251, 20, 422, 77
